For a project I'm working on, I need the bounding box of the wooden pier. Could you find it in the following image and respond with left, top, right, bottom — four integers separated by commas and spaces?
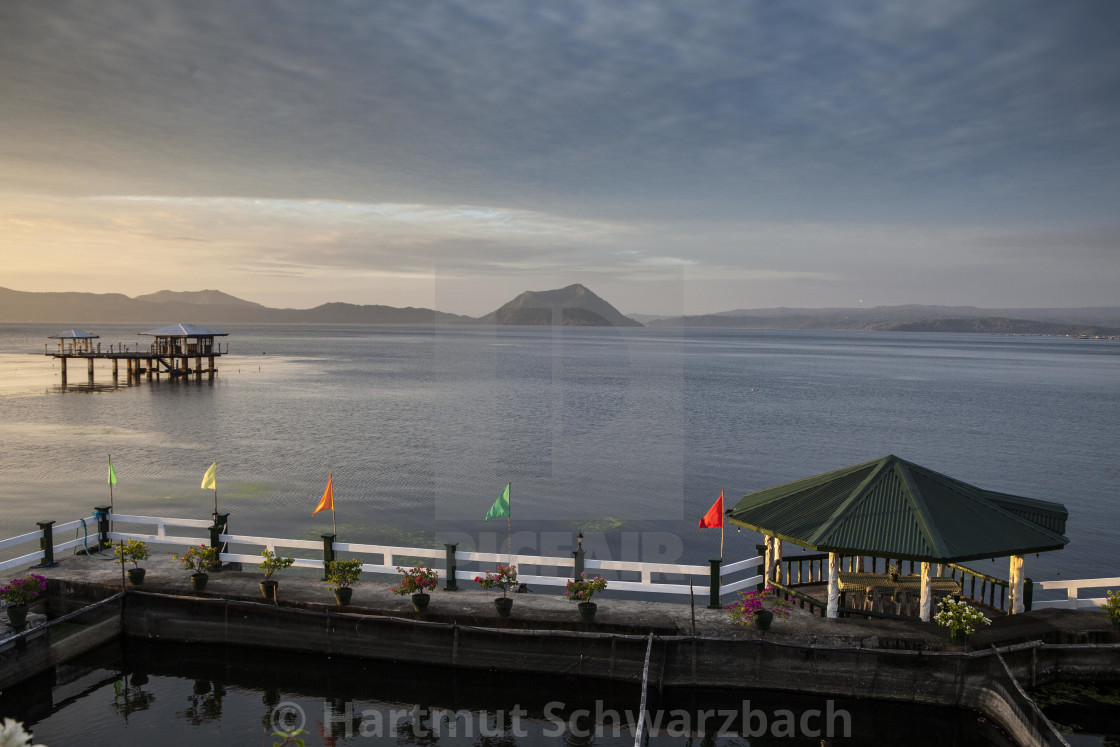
45, 325, 228, 386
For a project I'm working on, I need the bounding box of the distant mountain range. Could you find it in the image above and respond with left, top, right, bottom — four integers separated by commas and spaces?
637, 304, 1120, 336
2, 285, 1117, 336
0, 284, 640, 327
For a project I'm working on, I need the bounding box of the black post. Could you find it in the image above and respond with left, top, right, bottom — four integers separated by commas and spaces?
444, 543, 459, 591
707, 557, 722, 609
209, 512, 229, 571
572, 547, 585, 581
37, 521, 58, 568
321, 533, 336, 581
94, 505, 111, 547
1024, 577, 1033, 612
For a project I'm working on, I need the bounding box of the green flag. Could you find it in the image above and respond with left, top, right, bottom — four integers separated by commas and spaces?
485, 482, 510, 522
108, 456, 117, 486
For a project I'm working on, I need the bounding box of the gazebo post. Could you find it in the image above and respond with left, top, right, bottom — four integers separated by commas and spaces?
773, 537, 783, 584
763, 535, 773, 583
1009, 555, 1025, 614
826, 552, 839, 618
920, 562, 932, 621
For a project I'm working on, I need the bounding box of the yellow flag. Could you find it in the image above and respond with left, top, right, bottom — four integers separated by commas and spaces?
201, 461, 217, 490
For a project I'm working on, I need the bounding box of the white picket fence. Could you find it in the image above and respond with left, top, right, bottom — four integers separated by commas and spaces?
1, 513, 763, 599
1031, 577, 1119, 610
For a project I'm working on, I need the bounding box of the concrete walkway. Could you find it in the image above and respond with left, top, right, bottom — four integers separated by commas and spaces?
18, 550, 1117, 649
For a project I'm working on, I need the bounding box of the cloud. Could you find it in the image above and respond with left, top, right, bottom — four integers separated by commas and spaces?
0, 1, 1117, 311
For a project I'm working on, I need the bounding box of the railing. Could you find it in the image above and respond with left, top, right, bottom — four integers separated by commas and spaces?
945, 562, 1009, 613
0, 518, 104, 573
0, 512, 762, 606
1031, 577, 1118, 610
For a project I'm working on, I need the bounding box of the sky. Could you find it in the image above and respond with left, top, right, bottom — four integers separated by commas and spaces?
1, 1, 1118, 317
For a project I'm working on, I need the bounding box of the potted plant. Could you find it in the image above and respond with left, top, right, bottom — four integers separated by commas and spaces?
258, 549, 295, 601
565, 573, 608, 622
391, 563, 439, 612
475, 565, 518, 617
1100, 590, 1119, 629
934, 597, 991, 644
173, 544, 219, 591
724, 586, 794, 631
888, 560, 902, 582
115, 539, 150, 585
326, 558, 362, 606
1, 573, 47, 630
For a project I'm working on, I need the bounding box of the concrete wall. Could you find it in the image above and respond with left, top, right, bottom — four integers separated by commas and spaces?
119, 591, 1118, 746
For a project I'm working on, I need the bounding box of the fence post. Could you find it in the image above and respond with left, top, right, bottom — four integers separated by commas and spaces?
321, 533, 336, 580
708, 557, 722, 609
94, 505, 111, 547
572, 546, 585, 581
209, 513, 229, 571
755, 544, 767, 591
1023, 577, 1033, 612
37, 521, 58, 568
444, 543, 459, 591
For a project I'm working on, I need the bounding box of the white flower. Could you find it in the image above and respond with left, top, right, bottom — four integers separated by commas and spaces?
0, 718, 46, 747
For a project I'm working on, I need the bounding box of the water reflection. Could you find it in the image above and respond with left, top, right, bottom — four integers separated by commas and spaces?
0, 637, 1019, 746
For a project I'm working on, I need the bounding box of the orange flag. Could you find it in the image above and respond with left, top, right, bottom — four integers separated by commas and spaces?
314, 473, 334, 515
699, 490, 724, 529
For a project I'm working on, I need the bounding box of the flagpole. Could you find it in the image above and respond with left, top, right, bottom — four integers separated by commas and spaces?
720, 488, 725, 560
108, 454, 114, 515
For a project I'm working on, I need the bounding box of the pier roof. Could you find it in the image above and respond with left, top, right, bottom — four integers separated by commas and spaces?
139, 323, 228, 337
48, 329, 99, 339
727, 454, 1069, 563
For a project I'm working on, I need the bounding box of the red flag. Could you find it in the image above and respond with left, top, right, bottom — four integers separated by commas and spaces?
699, 490, 724, 529
314, 473, 334, 515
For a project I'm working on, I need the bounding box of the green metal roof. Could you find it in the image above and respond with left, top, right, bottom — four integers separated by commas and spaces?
727, 455, 1069, 563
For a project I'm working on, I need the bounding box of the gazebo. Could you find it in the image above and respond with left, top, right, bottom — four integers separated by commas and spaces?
140, 323, 228, 356
727, 455, 1069, 621
48, 329, 99, 355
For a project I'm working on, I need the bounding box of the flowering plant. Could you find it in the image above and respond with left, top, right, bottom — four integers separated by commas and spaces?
391, 563, 439, 596
173, 544, 219, 574
724, 586, 794, 627
1101, 589, 1120, 625
934, 597, 991, 636
0, 574, 47, 606
114, 539, 150, 569
564, 573, 607, 603
0, 718, 47, 747
475, 565, 518, 598
325, 558, 363, 591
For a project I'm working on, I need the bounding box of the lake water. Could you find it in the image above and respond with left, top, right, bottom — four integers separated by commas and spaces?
1, 323, 1117, 585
